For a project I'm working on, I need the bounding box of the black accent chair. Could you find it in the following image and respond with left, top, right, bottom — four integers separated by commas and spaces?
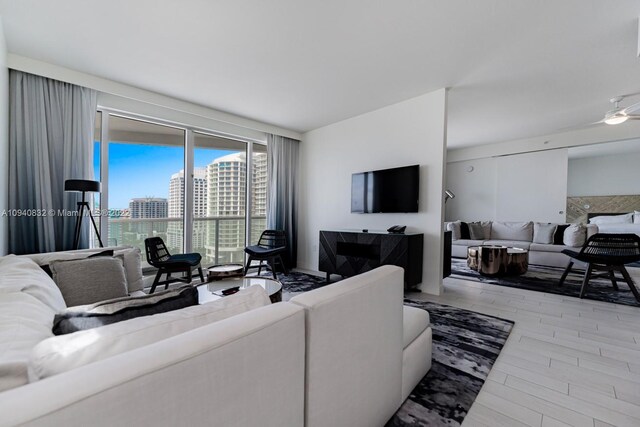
244, 230, 288, 280
144, 237, 205, 294
558, 233, 640, 302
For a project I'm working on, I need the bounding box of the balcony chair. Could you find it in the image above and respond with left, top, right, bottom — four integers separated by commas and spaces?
144, 237, 205, 294
558, 233, 640, 302
244, 230, 288, 280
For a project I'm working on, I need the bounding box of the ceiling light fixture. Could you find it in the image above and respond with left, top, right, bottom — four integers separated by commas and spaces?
604, 115, 629, 125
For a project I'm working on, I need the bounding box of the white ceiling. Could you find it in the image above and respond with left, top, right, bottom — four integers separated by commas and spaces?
1, 0, 639, 148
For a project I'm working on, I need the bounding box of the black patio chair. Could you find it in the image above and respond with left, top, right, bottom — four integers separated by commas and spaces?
244, 230, 288, 280
558, 233, 640, 302
144, 237, 205, 294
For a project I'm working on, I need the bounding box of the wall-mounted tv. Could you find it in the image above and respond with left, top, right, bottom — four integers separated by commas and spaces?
351, 165, 419, 213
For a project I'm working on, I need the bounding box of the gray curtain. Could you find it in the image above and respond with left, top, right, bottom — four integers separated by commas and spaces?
9, 70, 97, 254
267, 134, 299, 268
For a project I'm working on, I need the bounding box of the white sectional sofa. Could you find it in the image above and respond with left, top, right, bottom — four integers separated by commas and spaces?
0, 250, 431, 426
445, 220, 599, 268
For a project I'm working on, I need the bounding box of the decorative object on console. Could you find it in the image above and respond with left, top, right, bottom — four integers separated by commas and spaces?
387, 225, 406, 234
64, 179, 104, 249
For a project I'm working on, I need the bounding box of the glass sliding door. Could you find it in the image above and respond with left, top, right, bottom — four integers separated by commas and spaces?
106, 115, 185, 258
93, 110, 268, 273
193, 132, 247, 265
251, 143, 268, 244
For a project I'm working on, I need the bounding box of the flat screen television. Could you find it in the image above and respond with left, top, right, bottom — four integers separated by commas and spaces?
351, 165, 419, 213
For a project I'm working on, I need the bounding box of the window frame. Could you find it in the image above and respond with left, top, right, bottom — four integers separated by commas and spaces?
96, 107, 267, 259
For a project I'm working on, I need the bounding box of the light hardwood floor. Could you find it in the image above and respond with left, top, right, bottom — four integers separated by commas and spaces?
407, 272, 640, 427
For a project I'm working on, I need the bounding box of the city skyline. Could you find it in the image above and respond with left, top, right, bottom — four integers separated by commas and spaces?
94, 143, 237, 209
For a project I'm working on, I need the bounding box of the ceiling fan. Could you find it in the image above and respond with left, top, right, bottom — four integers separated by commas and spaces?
600, 94, 640, 125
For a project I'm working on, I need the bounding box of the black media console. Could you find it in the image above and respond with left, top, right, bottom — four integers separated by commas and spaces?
318, 230, 424, 290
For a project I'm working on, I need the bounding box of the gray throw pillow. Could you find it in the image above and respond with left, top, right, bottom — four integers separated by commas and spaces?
533, 223, 557, 244
446, 221, 462, 240
469, 221, 492, 239
563, 224, 587, 247
468, 223, 485, 240
52, 286, 199, 335
50, 257, 129, 307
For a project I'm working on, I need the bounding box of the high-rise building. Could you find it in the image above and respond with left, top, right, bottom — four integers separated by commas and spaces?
124, 198, 168, 248
167, 168, 208, 249
129, 198, 168, 219
204, 151, 267, 263
168, 168, 208, 218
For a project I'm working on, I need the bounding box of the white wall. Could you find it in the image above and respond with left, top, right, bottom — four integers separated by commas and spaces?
0, 19, 8, 255
9, 55, 302, 142
298, 89, 448, 295
446, 149, 568, 223
568, 151, 640, 197
495, 149, 567, 222
445, 157, 496, 222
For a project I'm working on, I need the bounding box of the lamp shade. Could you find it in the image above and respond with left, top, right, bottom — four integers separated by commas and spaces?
64, 179, 101, 193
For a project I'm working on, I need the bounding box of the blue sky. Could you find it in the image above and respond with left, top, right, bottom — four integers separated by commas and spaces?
94, 142, 239, 209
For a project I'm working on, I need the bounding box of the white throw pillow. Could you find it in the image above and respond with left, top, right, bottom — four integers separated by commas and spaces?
0, 292, 57, 392
563, 224, 587, 247
633, 211, 640, 225
0, 255, 66, 312
29, 285, 271, 381
533, 223, 558, 244
589, 213, 633, 225
114, 248, 144, 293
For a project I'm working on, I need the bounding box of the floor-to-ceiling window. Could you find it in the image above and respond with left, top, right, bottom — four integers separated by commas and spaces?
94, 110, 267, 268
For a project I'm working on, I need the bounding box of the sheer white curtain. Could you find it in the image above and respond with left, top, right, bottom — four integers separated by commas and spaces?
266, 134, 299, 268
9, 71, 97, 254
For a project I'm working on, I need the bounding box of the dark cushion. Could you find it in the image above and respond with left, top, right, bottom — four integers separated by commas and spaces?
468, 223, 485, 240
245, 245, 285, 256
52, 286, 199, 335
460, 222, 470, 240
165, 253, 202, 266
554, 224, 570, 245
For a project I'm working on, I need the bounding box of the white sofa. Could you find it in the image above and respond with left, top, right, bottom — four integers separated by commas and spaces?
0, 252, 431, 426
445, 221, 599, 268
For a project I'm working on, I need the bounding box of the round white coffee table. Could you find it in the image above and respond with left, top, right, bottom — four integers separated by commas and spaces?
198, 276, 283, 304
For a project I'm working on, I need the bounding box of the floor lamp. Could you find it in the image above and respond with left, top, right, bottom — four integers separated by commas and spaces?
64, 179, 104, 249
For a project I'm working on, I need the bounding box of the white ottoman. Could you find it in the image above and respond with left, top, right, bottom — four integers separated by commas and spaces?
402, 305, 433, 401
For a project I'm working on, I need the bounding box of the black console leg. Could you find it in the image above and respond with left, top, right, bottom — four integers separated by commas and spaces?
326, 272, 330, 283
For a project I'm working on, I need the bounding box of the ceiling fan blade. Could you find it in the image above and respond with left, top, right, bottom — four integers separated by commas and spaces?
621, 100, 640, 115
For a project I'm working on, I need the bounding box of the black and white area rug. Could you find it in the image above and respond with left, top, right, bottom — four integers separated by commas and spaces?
450, 258, 640, 308
387, 300, 513, 426
255, 271, 513, 426
250, 270, 331, 301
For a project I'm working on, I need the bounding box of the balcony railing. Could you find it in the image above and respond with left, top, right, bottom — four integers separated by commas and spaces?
101, 215, 267, 267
